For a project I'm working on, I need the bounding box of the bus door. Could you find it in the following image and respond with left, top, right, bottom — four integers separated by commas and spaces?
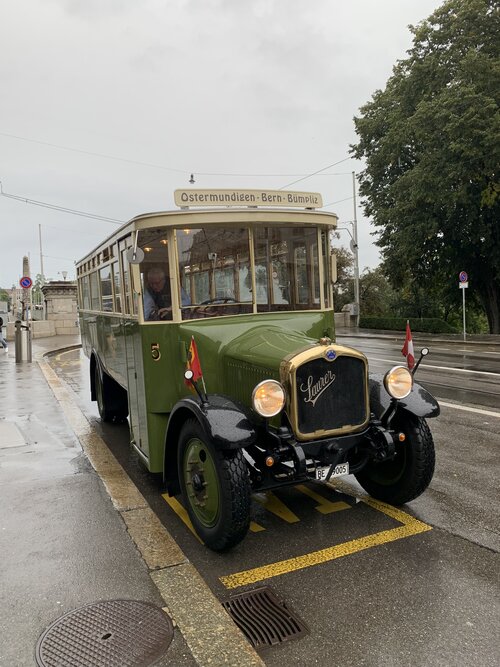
121, 239, 150, 461
124, 320, 149, 460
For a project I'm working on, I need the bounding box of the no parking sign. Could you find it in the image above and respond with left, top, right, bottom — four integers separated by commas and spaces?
19, 276, 32, 289
459, 271, 468, 341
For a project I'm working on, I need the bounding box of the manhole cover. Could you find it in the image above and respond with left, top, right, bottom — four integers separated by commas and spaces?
36, 599, 173, 667
222, 586, 308, 650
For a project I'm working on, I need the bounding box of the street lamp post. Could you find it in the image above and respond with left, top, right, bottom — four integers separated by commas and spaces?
352, 171, 360, 327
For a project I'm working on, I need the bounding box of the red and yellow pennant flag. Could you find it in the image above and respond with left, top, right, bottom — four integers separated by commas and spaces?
401, 320, 415, 370
185, 336, 203, 384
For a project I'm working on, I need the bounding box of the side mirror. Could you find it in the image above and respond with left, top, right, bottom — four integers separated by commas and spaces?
412, 347, 429, 376
126, 247, 145, 265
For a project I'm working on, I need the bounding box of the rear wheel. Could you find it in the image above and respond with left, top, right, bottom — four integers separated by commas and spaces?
94, 365, 128, 423
355, 414, 435, 505
178, 419, 250, 551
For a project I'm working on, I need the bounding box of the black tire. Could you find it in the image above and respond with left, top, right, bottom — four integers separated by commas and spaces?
178, 419, 251, 551
95, 365, 129, 423
354, 414, 435, 505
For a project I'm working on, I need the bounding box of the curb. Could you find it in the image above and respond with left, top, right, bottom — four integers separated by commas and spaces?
37, 352, 265, 667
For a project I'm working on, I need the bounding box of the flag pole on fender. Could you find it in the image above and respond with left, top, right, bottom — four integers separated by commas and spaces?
401, 320, 415, 371
184, 336, 208, 403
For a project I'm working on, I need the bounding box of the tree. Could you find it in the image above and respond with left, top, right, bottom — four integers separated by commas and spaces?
32, 274, 45, 306
359, 266, 396, 315
352, 0, 500, 332
331, 243, 354, 311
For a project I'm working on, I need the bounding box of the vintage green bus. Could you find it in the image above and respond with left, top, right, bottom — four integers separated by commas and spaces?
76, 189, 438, 551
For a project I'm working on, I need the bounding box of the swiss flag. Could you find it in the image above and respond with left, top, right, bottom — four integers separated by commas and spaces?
401, 320, 415, 370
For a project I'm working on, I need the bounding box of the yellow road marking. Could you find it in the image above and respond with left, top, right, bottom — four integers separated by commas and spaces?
296, 484, 351, 514
250, 521, 266, 533
253, 491, 300, 523
219, 496, 432, 589
163, 495, 265, 536
162, 493, 265, 544
162, 494, 203, 543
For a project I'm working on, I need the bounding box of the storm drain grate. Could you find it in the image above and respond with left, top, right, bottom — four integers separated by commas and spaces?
35, 599, 173, 667
222, 586, 308, 650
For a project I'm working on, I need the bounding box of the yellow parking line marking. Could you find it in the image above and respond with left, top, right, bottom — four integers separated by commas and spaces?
295, 484, 351, 514
161, 494, 203, 544
253, 491, 300, 523
219, 497, 432, 589
250, 521, 266, 533
163, 494, 265, 535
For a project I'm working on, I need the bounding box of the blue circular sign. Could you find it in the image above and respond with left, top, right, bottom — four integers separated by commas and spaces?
325, 349, 337, 361
459, 271, 468, 283
20, 276, 32, 289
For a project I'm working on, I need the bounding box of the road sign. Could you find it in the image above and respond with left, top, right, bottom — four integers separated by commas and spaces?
19, 276, 32, 289
459, 271, 468, 283
459, 282, 468, 289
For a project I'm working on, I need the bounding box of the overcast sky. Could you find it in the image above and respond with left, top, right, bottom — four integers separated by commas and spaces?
0, 0, 443, 288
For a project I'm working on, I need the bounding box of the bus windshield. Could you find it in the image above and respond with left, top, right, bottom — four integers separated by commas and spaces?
138, 224, 329, 321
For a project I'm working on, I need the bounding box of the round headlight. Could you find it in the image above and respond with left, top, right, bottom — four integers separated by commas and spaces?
384, 366, 413, 399
252, 380, 285, 418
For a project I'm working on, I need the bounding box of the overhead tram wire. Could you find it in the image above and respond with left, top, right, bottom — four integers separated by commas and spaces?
0, 131, 352, 178
323, 195, 354, 207
278, 157, 352, 190
0, 181, 124, 225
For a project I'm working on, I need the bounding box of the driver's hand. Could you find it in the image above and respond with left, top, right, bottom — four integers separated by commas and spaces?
158, 307, 172, 320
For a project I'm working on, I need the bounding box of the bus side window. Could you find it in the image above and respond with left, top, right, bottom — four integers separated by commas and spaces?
121, 248, 131, 315
112, 261, 121, 312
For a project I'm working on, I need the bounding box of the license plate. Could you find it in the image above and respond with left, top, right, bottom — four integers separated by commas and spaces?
315, 462, 349, 481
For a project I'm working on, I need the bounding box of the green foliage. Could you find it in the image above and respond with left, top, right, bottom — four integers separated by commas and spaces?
359, 266, 396, 315
32, 274, 45, 306
332, 244, 354, 311
446, 308, 489, 333
0, 288, 9, 303
359, 316, 458, 334
352, 0, 500, 333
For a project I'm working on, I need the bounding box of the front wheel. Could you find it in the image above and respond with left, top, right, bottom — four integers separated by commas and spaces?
355, 414, 435, 505
178, 419, 251, 551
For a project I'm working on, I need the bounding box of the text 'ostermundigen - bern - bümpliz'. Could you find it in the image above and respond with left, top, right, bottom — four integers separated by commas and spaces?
174, 189, 323, 208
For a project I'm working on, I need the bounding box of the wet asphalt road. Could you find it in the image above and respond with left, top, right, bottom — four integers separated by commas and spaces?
48, 339, 500, 667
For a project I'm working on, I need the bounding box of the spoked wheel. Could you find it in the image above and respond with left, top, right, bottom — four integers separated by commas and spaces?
355, 413, 435, 505
94, 365, 128, 423
178, 419, 250, 551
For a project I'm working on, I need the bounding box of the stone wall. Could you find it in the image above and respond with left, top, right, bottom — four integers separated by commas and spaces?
6, 320, 56, 340
41, 281, 79, 336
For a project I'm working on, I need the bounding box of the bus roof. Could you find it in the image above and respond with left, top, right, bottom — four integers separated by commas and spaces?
76, 190, 338, 266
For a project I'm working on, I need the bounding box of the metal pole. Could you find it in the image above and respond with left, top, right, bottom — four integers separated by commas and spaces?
352, 171, 360, 326
39, 224, 44, 281
462, 286, 466, 342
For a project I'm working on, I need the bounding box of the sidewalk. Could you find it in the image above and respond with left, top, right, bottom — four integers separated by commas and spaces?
335, 326, 500, 346
0, 337, 263, 667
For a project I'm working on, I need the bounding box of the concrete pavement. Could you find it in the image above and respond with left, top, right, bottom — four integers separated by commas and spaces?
0, 336, 263, 667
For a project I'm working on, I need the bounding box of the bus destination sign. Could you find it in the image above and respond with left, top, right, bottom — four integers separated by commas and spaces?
174, 189, 323, 209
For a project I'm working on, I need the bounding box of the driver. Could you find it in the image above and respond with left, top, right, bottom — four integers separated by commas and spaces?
144, 267, 190, 320
144, 267, 172, 320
